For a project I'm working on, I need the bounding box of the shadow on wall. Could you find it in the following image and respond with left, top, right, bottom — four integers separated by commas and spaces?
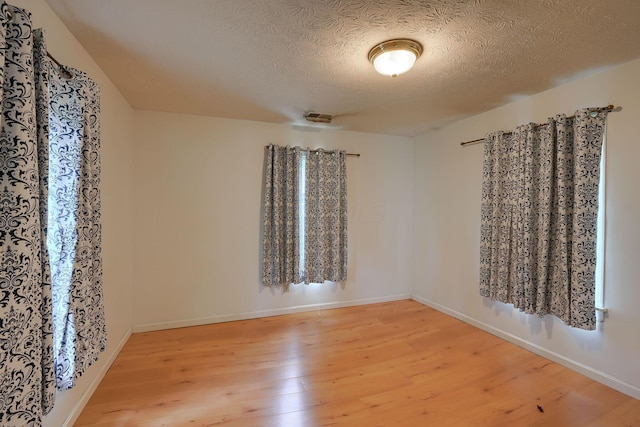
482, 297, 604, 352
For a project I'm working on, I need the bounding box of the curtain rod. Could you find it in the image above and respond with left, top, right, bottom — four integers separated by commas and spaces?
307, 149, 360, 157
7, 9, 74, 79
268, 144, 360, 157
460, 105, 618, 147
47, 52, 74, 79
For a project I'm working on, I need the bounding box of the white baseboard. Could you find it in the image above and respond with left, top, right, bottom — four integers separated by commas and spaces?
133, 294, 411, 333
61, 328, 132, 427
411, 295, 640, 400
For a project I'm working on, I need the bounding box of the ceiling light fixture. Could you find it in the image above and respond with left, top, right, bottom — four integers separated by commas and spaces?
368, 39, 423, 77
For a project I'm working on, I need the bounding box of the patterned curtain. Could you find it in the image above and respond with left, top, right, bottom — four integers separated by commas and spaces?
48, 58, 106, 390
262, 145, 348, 288
0, 4, 55, 424
0, 2, 105, 424
303, 149, 347, 284
480, 108, 608, 330
262, 144, 301, 287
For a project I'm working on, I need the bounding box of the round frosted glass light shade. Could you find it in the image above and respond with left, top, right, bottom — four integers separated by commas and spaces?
372, 49, 417, 77
368, 39, 423, 77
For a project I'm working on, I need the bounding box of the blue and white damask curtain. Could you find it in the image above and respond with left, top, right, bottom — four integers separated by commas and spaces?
48, 44, 106, 392
0, 4, 55, 423
263, 145, 301, 288
0, 3, 105, 425
262, 145, 348, 288
479, 109, 608, 330
303, 149, 347, 284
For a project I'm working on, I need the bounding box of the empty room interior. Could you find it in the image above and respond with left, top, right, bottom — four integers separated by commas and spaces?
2, 1, 640, 426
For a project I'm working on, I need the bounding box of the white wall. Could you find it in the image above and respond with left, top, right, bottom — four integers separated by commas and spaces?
133, 112, 414, 329
413, 58, 640, 398
11, 1, 137, 426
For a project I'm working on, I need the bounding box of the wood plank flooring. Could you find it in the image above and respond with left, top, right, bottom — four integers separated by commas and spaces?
74, 300, 640, 426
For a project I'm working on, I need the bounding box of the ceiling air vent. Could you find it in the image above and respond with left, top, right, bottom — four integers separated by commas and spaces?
304, 112, 333, 124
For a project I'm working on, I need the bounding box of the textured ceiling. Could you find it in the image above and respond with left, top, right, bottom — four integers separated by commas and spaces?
44, 0, 640, 137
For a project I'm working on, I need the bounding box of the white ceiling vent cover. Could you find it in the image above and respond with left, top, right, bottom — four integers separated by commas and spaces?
304, 112, 334, 123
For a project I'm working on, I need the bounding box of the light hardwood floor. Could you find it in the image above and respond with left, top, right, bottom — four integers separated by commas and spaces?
75, 300, 639, 426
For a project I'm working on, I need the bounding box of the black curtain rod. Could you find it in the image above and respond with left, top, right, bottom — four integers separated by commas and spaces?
306, 148, 360, 157
460, 105, 618, 147
268, 145, 360, 157
46, 51, 74, 79
6, 8, 74, 79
